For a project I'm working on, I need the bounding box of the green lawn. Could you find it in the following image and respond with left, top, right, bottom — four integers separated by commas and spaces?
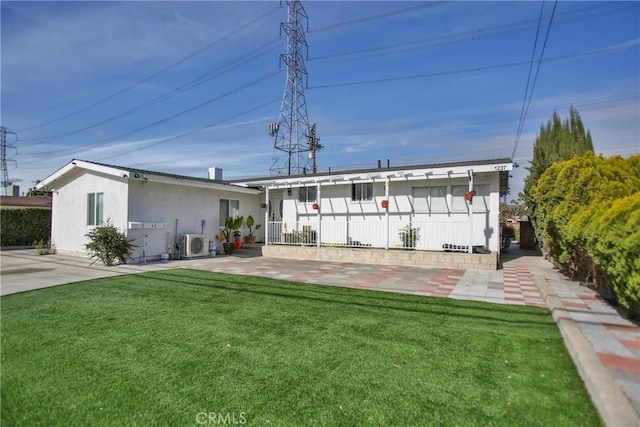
1, 269, 600, 426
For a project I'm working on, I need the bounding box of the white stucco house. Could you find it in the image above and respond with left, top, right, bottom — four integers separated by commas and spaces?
37, 157, 512, 267
37, 160, 263, 263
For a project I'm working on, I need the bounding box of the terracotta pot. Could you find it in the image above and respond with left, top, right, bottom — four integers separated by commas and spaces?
244, 235, 257, 244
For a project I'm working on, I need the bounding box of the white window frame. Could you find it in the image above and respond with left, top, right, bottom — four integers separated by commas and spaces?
219, 199, 240, 226
298, 187, 317, 203
472, 184, 491, 212
351, 182, 374, 202
451, 185, 470, 212
87, 192, 104, 226
412, 185, 448, 213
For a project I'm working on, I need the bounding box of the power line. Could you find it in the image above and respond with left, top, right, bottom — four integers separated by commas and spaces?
20, 70, 281, 163
320, 93, 638, 139
307, 41, 637, 90
20, 38, 281, 147
96, 98, 280, 162
513, 2, 546, 162
310, 1, 450, 33
512, 1, 558, 160
17, 4, 282, 133
84, 94, 638, 169
309, 3, 631, 65
17, 92, 636, 172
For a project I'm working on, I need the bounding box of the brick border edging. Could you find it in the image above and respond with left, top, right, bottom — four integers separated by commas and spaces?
533, 274, 638, 427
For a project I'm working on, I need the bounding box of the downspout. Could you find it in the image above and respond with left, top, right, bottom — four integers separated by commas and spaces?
385, 176, 390, 250
468, 169, 474, 254
317, 183, 321, 247
265, 186, 270, 245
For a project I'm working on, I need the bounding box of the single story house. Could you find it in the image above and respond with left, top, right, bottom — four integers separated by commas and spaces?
37, 157, 512, 267
236, 157, 512, 252
37, 160, 263, 263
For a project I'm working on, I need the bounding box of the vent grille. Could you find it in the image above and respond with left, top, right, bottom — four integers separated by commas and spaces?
181, 234, 209, 257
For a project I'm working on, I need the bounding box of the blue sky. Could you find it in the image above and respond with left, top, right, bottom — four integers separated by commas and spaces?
2, 1, 638, 198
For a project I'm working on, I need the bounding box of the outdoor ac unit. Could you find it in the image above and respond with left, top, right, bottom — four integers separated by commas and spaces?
181, 234, 210, 258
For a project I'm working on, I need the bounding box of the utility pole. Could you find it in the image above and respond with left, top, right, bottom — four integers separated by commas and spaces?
309, 123, 322, 174
269, 0, 320, 176
0, 126, 18, 196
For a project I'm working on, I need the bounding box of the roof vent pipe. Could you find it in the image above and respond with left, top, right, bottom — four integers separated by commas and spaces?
377, 160, 382, 169
387, 159, 390, 169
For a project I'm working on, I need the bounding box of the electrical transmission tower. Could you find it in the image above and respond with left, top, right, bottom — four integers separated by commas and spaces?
269, 0, 321, 176
1, 126, 18, 196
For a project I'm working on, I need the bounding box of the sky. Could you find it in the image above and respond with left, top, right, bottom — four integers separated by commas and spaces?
2, 0, 639, 199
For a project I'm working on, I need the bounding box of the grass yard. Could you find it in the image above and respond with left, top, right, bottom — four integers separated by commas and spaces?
1, 269, 600, 426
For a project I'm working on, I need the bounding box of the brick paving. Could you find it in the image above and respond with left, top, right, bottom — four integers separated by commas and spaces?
191, 256, 546, 308
542, 276, 640, 417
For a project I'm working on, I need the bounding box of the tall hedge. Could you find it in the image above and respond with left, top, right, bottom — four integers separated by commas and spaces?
570, 193, 640, 317
532, 153, 640, 318
0, 208, 51, 246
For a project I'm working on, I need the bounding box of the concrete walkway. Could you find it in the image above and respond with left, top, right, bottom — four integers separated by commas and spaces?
1, 246, 638, 426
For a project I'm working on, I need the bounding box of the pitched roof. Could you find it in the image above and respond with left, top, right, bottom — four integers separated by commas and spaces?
36, 159, 260, 195
233, 157, 514, 189
231, 157, 513, 183
76, 159, 228, 184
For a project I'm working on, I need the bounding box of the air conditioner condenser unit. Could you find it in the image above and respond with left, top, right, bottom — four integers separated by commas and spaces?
181, 234, 210, 258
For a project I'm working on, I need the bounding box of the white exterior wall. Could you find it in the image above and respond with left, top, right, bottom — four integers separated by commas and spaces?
283, 172, 502, 252
127, 181, 263, 262
51, 170, 129, 255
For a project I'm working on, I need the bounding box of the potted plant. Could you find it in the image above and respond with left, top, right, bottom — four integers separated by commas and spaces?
244, 215, 262, 244
222, 216, 243, 255
33, 239, 51, 255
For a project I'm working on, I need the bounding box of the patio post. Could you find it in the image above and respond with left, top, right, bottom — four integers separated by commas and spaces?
468, 169, 474, 254
316, 183, 321, 247
265, 186, 270, 245
385, 176, 390, 250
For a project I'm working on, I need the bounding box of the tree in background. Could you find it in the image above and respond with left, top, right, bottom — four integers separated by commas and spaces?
524, 107, 594, 239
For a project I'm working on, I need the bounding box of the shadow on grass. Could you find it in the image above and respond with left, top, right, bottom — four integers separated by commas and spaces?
127, 269, 555, 328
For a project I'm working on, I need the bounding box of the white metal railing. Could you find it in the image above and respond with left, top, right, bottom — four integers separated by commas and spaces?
267, 220, 475, 250
267, 221, 319, 246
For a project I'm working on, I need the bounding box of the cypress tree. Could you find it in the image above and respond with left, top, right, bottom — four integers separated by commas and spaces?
524, 106, 593, 240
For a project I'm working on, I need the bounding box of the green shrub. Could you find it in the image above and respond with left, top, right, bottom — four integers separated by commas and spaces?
0, 208, 51, 246
533, 153, 640, 264
85, 219, 135, 266
570, 193, 640, 318
502, 225, 516, 240
532, 153, 640, 319
399, 225, 420, 248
